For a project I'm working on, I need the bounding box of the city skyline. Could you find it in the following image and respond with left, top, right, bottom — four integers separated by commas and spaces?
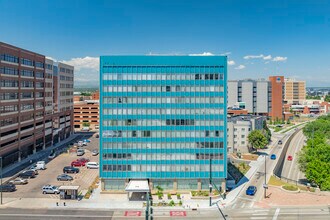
1, 0, 330, 87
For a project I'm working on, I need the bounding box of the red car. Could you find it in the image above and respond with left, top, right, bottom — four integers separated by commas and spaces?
287, 155, 293, 161
77, 158, 90, 164
71, 160, 85, 167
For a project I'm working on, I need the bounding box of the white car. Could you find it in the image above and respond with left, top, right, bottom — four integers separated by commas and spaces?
42, 185, 59, 194
10, 178, 28, 185
86, 162, 99, 169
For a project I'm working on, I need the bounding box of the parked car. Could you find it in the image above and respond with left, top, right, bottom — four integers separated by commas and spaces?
86, 162, 99, 169
71, 160, 85, 167
287, 155, 293, 161
95, 133, 99, 138
278, 140, 283, 145
92, 149, 99, 156
246, 186, 257, 196
35, 161, 46, 170
57, 174, 73, 181
76, 149, 85, 156
28, 166, 39, 174
270, 154, 276, 160
0, 183, 16, 192
83, 139, 91, 143
77, 158, 90, 164
42, 185, 59, 194
48, 152, 57, 160
63, 166, 80, 173
77, 141, 84, 147
9, 178, 28, 185
19, 170, 36, 179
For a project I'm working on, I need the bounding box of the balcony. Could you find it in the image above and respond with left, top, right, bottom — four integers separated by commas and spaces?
1, 123, 19, 130
0, 132, 18, 141
45, 121, 52, 128
45, 128, 52, 136
20, 127, 34, 134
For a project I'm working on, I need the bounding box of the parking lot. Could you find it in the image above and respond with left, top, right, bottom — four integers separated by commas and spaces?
3, 134, 100, 199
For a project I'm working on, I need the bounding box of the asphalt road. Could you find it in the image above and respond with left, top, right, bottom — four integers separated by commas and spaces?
0, 206, 329, 220
281, 129, 306, 183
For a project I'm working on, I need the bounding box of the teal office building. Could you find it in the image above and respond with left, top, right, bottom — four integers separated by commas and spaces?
100, 56, 227, 191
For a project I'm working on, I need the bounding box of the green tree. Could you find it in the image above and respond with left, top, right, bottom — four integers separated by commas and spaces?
325, 95, 330, 102
247, 130, 268, 152
82, 122, 90, 127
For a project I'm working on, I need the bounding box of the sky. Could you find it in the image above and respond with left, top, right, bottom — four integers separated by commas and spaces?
1, 0, 330, 87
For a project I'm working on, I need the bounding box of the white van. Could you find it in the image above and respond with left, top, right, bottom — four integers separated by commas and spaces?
86, 162, 99, 169
35, 161, 46, 170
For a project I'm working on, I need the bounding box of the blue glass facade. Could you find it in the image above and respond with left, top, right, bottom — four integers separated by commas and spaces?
100, 56, 227, 190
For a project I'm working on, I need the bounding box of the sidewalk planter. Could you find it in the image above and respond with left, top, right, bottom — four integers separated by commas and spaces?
190, 191, 222, 200
281, 184, 300, 193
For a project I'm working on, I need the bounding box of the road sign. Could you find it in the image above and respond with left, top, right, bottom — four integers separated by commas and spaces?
170, 211, 186, 216
124, 211, 141, 216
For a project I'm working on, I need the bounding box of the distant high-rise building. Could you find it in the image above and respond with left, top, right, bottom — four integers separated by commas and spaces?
0, 42, 73, 167
284, 78, 306, 104
100, 55, 227, 191
269, 76, 284, 120
228, 76, 284, 119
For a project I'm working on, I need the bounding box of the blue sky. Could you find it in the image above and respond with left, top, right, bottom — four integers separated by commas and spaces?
1, 0, 330, 87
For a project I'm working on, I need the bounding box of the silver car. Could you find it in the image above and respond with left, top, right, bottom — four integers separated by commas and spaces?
10, 178, 28, 185
92, 149, 99, 156
42, 185, 59, 194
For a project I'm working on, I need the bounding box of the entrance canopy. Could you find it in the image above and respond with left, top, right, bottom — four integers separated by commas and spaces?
125, 180, 149, 192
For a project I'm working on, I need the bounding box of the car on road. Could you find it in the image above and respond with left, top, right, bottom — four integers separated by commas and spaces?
63, 166, 80, 173
19, 170, 36, 179
92, 149, 99, 156
246, 186, 257, 196
287, 155, 293, 161
86, 162, 99, 169
76, 149, 85, 156
0, 183, 16, 192
57, 174, 73, 181
270, 154, 276, 160
9, 178, 28, 185
48, 152, 56, 160
71, 160, 85, 167
278, 140, 283, 145
42, 185, 60, 194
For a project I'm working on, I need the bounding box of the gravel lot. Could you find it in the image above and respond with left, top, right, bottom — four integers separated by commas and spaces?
3, 134, 100, 199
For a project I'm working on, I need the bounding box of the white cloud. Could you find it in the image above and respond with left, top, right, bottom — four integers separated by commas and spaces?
244, 54, 264, 59
189, 52, 214, 56
235, 65, 246, 70
46, 56, 57, 62
228, 60, 235, 66
263, 55, 272, 60
272, 56, 287, 62
220, 52, 231, 56
59, 56, 100, 87
61, 56, 99, 71
244, 54, 272, 60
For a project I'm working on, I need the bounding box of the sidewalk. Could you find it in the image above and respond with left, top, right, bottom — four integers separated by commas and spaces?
2, 134, 80, 182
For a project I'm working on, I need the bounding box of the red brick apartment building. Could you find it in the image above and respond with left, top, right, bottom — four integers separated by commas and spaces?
0, 42, 74, 167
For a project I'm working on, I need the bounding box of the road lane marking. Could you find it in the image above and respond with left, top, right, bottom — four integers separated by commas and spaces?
250, 217, 266, 220
272, 208, 280, 220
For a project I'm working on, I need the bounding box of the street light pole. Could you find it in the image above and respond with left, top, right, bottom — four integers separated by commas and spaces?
264, 155, 267, 199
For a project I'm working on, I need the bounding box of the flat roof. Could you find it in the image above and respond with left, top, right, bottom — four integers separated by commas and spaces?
59, 185, 79, 190
125, 180, 149, 192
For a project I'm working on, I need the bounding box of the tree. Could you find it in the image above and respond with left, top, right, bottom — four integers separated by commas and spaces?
247, 130, 268, 152
263, 120, 272, 142
82, 122, 90, 127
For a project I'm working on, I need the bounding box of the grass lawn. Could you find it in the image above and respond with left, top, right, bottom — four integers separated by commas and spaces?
268, 175, 286, 186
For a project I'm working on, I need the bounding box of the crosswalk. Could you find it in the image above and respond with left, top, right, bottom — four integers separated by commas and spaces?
48, 194, 60, 199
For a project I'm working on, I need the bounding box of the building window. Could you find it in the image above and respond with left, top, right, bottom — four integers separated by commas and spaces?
0, 54, 19, 63
166, 86, 171, 92
35, 62, 44, 68
0, 67, 18, 75
143, 131, 151, 137
21, 58, 33, 66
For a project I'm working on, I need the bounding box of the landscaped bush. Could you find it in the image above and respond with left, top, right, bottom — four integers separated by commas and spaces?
167, 193, 172, 199
191, 190, 209, 197
169, 200, 175, 206
176, 193, 181, 199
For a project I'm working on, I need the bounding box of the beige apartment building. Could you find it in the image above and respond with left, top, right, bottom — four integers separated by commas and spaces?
284, 78, 306, 104
74, 100, 99, 131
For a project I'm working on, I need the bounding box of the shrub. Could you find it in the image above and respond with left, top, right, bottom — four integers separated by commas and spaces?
283, 184, 299, 191
176, 193, 181, 199
169, 200, 175, 206
178, 200, 182, 206
167, 193, 172, 199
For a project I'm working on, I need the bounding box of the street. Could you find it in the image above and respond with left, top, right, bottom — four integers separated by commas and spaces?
281, 129, 306, 183
0, 206, 329, 220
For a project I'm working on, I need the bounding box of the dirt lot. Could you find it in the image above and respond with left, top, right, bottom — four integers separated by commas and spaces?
3, 135, 100, 199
